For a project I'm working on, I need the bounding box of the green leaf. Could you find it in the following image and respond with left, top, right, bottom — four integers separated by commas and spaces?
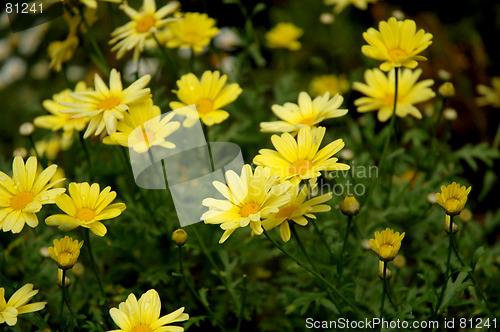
453, 142, 500, 171
479, 169, 497, 201
439, 270, 471, 313
470, 246, 485, 272
252, 3, 267, 16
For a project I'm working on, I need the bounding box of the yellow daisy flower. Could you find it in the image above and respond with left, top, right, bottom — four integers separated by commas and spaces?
103, 100, 181, 153
0, 157, 65, 234
253, 126, 350, 184
48, 236, 84, 270
170, 70, 242, 126
362, 17, 433, 72
265, 22, 303, 51
110, 0, 180, 61
260, 91, 348, 134
48, 34, 79, 72
201, 165, 292, 243
435, 182, 471, 216
0, 284, 47, 326
324, 0, 377, 14
353, 68, 435, 122
45, 182, 126, 237
166, 12, 220, 53
476, 77, 500, 108
62, 69, 152, 138
34, 82, 91, 141
369, 228, 405, 262
109, 289, 189, 332
263, 179, 332, 242
309, 74, 350, 97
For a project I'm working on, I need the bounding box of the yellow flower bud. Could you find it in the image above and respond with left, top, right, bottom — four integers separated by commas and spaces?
48, 236, 84, 270
341, 195, 360, 216
57, 269, 71, 287
444, 215, 459, 234
438, 82, 455, 98
378, 261, 392, 279
172, 229, 188, 246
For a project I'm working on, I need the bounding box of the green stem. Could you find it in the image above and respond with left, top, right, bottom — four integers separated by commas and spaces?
310, 219, 335, 263
338, 215, 353, 280
202, 124, 216, 172
84, 229, 110, 310
236, 275, 247, 332
78, 6, 109, 75
59, 270, 65, 328
153, 35, 178, 77
79, 132, 93, 180
492, 121, 500, 150
426, 96, 447, 170
378, 261, 387, 332
263, 229, 361, 316
364, 67, 399, 208
433, 215, 454, 317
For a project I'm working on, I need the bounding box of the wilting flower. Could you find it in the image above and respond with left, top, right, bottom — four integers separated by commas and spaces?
0, 284, 47, 326
110, 0, 180, 61
260, 92, 347, 134
201, 165, 292, 243
48, 236, 84, 270
166, 12, 220, 53
265, 22, 303, 51
45, 182, 126, 237
253, 126, 349, 184
103, 100, 180, 153
362, 17, 433, 71
435, 182, 471, 216
309, 74, 349, 97
263, 179, 332, 242
324, 0, 377, 14
48, 34, 79, 72
170, 70, 242, 126
34, 81, 91, 141
476, 77, 500, 108
62, 69, 151, 138
109, 289, 189, 331
369, 228, 405, 262
353, 68, 435, 122
0, 157, 65, 233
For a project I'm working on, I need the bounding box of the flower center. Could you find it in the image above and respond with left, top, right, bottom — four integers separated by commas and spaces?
299, 117, 316, 126
10, 192, 34, 210
184, 32, 201, 43
131, 325, 152, 332
388, 48, 408, 62
382, 93, 402, 106
76, 208, 96, 222
446, 198, 459, 211
136, 16, 156, 33
240, 202, 260, 217
288, 159, 314, 175
380, 244, 394, 258
58, 252, 72, 264
275, 206, 296, 219
97, 96, 122, 111
196, 98, 214, 115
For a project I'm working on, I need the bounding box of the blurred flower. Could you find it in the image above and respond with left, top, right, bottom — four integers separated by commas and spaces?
253, 126, 350, 184
0, 157, 65, 233
103, 100, 180, 153
340, 149, 354, 160
48, 236, 84, 270
353, 68, 435, 122
17, 23, 49, 56
109, 289, 189, 331
63, 69, 152, 138
435, 182, 471, 216
35, 82, 91, 141
172, 228, 188, 246
392, 254, 406, 268
48, 34, 79, 72
19, 122, 35, 136
201, 165, 292, 243
324, 0, 377, 14
45, 182, 126, 237
166, 12, 219, 54
123, 57, 160, 82
319, 13, 335, 25
31, 60, 50, 80
458, 208, 473, 223
71, 262, 85, 276
263, 179, 332, 242
110, 0, 180, 61
214, 27, 241, 51
265, 22, 303, 51
438, 82, 455, 98
437, 69, 452, 81
66, 65, 86, 82
260, 92, 347, 134
12, 148, 28, 159
443, 107, 457, 121
1, 57, 27, 86
341, 195, 360, 216
426, 192, 437, 204
476, 77, 500, 108
369, 228, 405, 262
33, 136, 66, 161
0, 284, 47, 326
170, 70, 242, 126
362, 17, 433, 72
309, 74, 349, 97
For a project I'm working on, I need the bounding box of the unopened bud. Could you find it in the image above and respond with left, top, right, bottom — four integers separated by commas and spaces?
13, 147, 28, 158
19, 122, 35, 136
438, 82, 455, 98
444, 215, 459, 234
57, 269, 71, 287
378, 261, 392, 279
172, 229, 188, 246
341, 195, 360, 216
437, 69, 452, 81
458, 208, 473, 223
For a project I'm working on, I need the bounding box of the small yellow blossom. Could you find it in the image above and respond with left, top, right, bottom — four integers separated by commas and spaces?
435, 182, 471, 216
369, 228, 405, 262
48, 236, 84, 270
48, 34, 79, 72
166, 12, 220, 53
476, 77, 500, 108
362, 17, 433, 72
172, 228, 188, 246
324, 0, 377, 14
438, 82, 455, 98
0, 284, 46, 326
266, 23, 303, 51
309, 74, 349, 97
